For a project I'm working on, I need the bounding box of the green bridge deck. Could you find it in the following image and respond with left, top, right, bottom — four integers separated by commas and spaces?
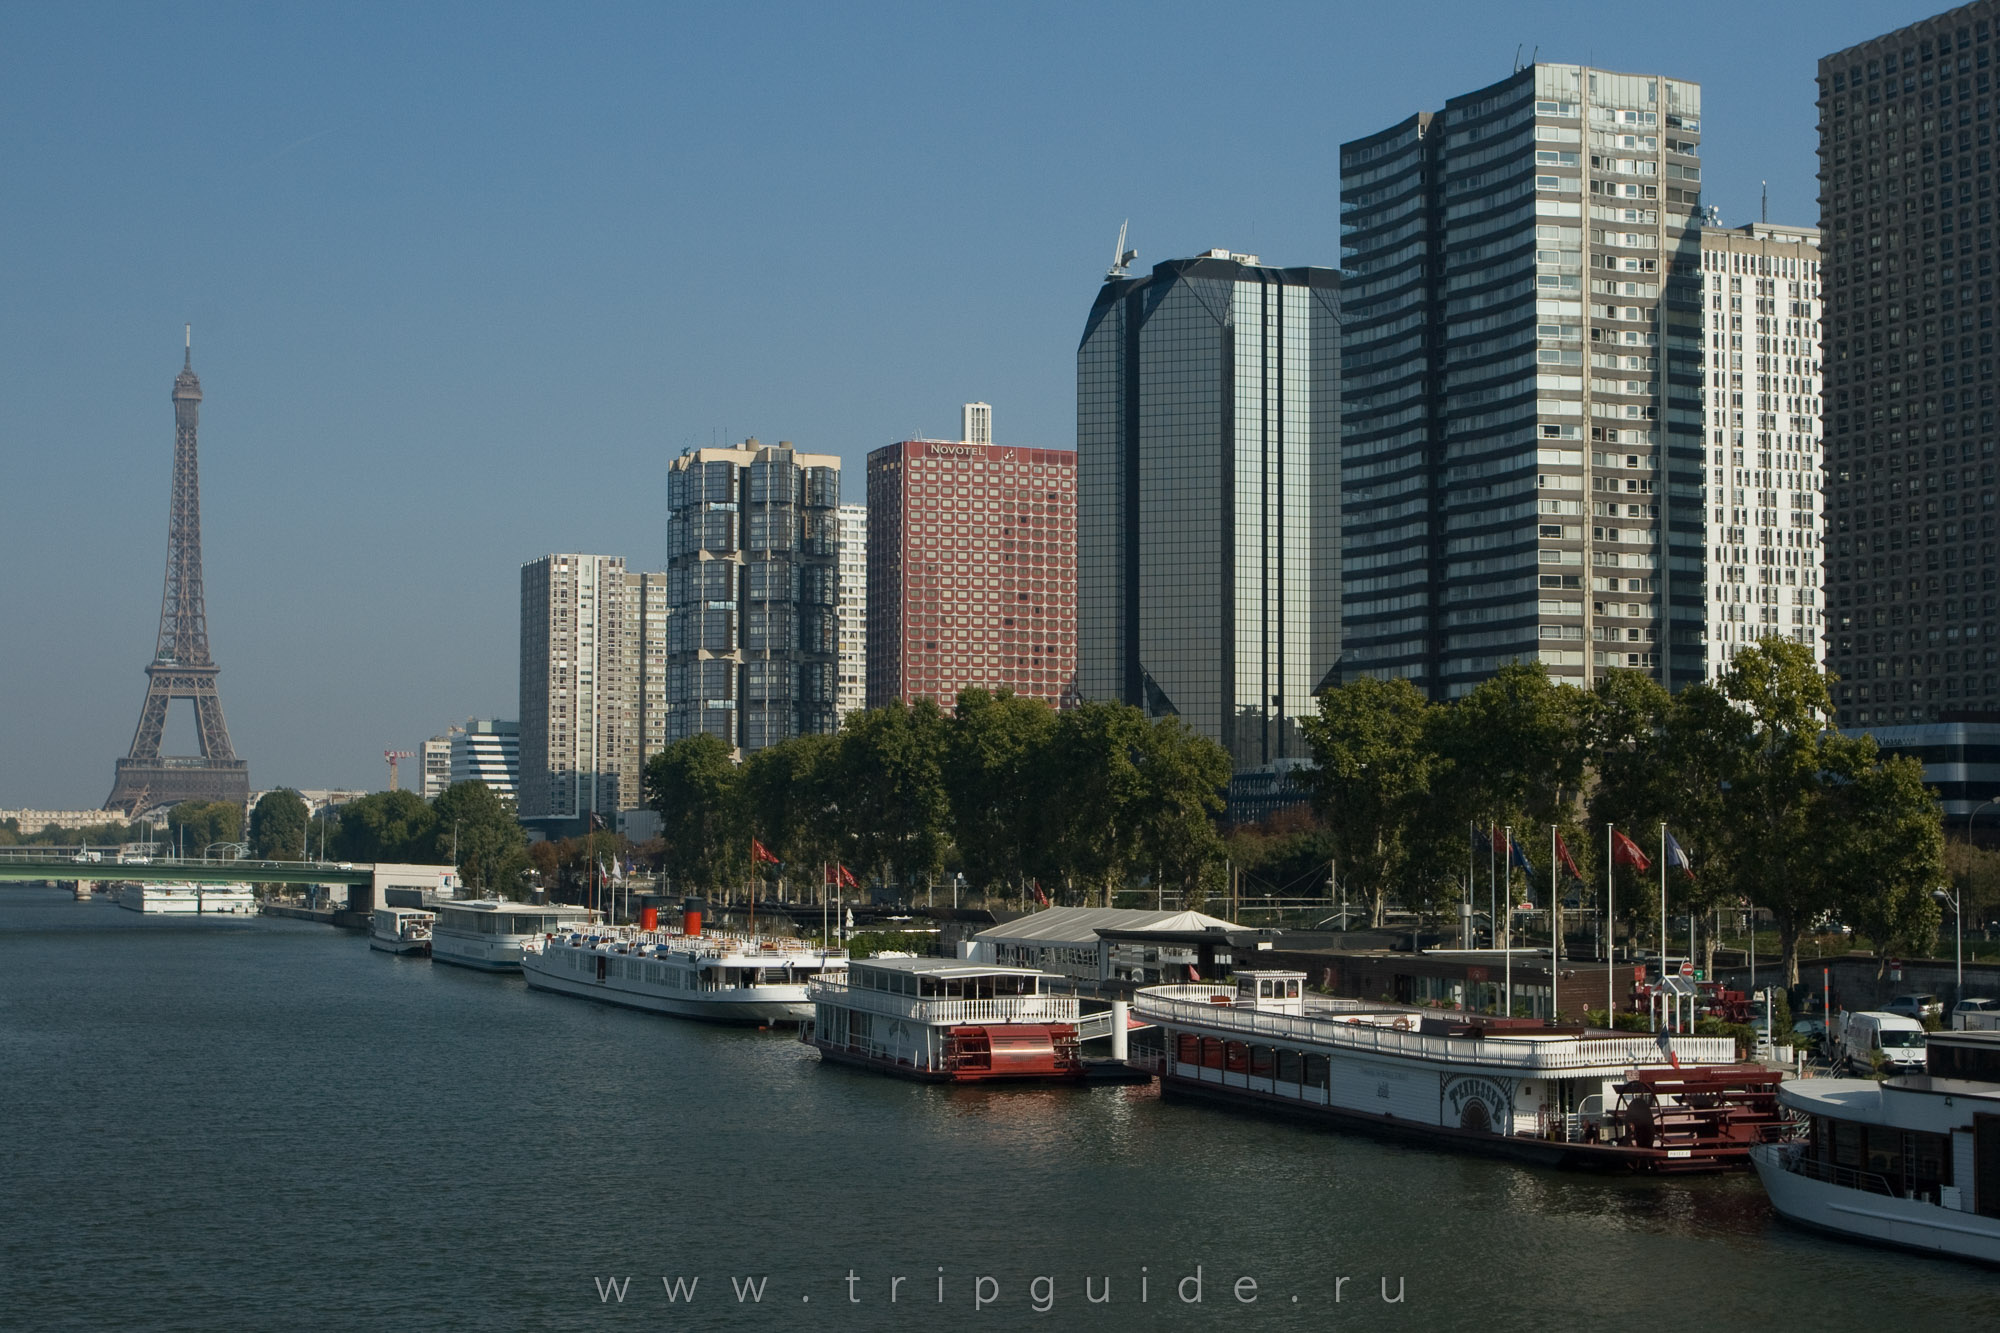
0, 857, 380, 886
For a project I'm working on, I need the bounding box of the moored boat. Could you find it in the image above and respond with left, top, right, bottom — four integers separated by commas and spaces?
114, 882, 253, 914
522, 916, 846, 1025
430, 899, 591, 971
1131, 969, 1788, 1172
369, 906, 435, 955
1749, 1030, 2000, 1263
804, 958, 1089, 1082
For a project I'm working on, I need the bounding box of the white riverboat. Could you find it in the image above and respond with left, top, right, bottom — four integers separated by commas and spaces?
369, 906, 435, 956
1750, 1030, 2000, 1263
115, 882, 257, 915
430, 899, 591, 971
804, 958, 1094, 1081
1131, 970, 1788, 1172
522, 918, 847, 1025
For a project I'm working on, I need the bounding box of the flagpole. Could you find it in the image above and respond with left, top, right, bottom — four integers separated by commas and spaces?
1488, 824, 1496, 961
1659, 822, 1668, 1026
1466, 822, 1474, 950
1503, 824, 1512, 1018
1606, 823, 1615, 1026
1550, 824, 1559, 977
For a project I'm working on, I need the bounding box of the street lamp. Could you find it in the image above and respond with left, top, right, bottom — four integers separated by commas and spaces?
1933, 885, 1964, 1004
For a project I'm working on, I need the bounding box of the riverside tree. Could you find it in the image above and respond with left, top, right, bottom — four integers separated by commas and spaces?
248, 788, 308, 861
428, 780, 530, 896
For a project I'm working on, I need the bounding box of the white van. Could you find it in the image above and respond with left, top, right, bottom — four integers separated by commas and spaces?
1835, 1011, 1927, 1075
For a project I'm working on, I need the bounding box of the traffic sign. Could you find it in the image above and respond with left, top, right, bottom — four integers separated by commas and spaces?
1678, 960, 1694, 978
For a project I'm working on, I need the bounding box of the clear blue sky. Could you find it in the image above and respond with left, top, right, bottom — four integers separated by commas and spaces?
0, 0, 1944, 807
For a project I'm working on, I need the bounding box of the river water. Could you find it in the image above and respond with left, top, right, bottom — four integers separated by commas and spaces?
2, 885, 1995, 1331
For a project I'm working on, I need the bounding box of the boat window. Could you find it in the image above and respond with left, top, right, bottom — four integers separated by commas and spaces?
1287, 980, 1300, 998
1831, 1120, 1864, 1169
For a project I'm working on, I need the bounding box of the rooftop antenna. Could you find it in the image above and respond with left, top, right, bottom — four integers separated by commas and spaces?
1761, 180, 1769, 224
184, 323, 191, 369
1107, 220, 1136, 281
1514, 44, 1522, 73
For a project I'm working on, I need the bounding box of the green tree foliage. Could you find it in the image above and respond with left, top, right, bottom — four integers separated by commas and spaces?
429, 780, 530, 896
1298, 676, 1436, 927
833, 699, 951, 889
167, 800, 244, 854
248, 789, 308, 860
739, 731, 843, 875
1817, 748, 1945, 976
944, 688, 1060, 895
332, 790, 436, 863
644, 733, 743, 891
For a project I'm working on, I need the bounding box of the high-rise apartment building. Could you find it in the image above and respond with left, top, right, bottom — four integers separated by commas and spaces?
837, 503, 868, 719
519, 554, 638, 829
630, 570, 671, 766
1339, 65, 1706, 697
449, 718, 520, 800
866, 409, 1076, 710
1697, 221, 1827, 679
666, 440, 841, 755
420, 728, 458, 800
1077, 252, 1340, 767
1820, 4, 2000, 727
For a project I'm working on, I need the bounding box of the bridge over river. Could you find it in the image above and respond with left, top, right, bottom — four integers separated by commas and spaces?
0, 850, 457, 916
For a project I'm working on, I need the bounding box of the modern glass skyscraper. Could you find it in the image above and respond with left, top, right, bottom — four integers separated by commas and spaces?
1077, 250, 1340, 769
665, 440, 841, 756
1820, 3, 2000, 728
1339, 65, 1706, 697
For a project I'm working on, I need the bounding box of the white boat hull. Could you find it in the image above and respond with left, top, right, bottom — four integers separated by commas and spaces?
369, 934, 430, 955
1751, 1143, 2000, 1264
522, 953, 810, 1024
431, 933, 534, 971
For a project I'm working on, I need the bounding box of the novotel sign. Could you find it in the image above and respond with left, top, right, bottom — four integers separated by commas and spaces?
927, 443, 984, 458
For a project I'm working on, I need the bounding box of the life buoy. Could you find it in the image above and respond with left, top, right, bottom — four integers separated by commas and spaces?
1392, 1016, 1413, 1031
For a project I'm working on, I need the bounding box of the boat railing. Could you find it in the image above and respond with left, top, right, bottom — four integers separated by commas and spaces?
1134, 986, 1738, 1071
1753, 1143, 1896, 1197
807, 979, 1079, 1026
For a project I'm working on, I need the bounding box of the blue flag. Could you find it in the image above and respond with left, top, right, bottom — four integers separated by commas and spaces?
1508, 837, 1537, 883
1665, 829, 1694, 879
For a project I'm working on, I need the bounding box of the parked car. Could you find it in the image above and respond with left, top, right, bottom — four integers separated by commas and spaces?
1789, 1017, 1829, 1051
1882, 994, 1943, 1021
1953, 997, 2000, 1031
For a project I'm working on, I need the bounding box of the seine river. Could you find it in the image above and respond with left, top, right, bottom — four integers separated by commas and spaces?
2, 885, 1996, 1331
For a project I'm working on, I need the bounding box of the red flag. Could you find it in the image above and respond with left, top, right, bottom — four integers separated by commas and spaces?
1555, 832, 1583, 880
1611, 829, 1651, 871
751, 839, 780, 866
1490, 825, 1509, 856
1031, 879, 1051, 908
837, 863, 858, 888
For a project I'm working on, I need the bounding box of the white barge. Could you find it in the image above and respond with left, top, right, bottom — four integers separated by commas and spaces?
1132, 970, 1787, 1172
430, 899, 591, 971
522, 917, 847, 1025
805, 958, 1090, 1082
116, 882, 257, 915
1750, 1030, 2000, 1264
369, 906, 435, 955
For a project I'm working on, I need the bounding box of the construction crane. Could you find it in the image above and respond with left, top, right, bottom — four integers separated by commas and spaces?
384, 750, 415, 792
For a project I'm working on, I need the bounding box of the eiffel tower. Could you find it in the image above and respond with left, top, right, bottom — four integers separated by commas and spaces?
104, 329, 249, 815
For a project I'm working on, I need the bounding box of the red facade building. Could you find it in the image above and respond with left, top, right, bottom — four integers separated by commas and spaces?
865, 437, 1077, 710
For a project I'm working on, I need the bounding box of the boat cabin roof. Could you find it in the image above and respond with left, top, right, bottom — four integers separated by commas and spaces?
851, 957, 1051, 981
439, 899, 589, 918
1779, 1076, 2000, 1126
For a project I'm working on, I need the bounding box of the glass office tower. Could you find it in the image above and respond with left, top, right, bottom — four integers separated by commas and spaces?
1820, 5, 2000, 727
1077, 250, 1341, 769
665, 439, 841, 756
1340, 65, 1707, 697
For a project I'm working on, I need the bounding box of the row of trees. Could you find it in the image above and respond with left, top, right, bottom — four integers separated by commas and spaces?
645, 691, 1233, 905
246, 782, 530, 895
1299, 639, 1945, 984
